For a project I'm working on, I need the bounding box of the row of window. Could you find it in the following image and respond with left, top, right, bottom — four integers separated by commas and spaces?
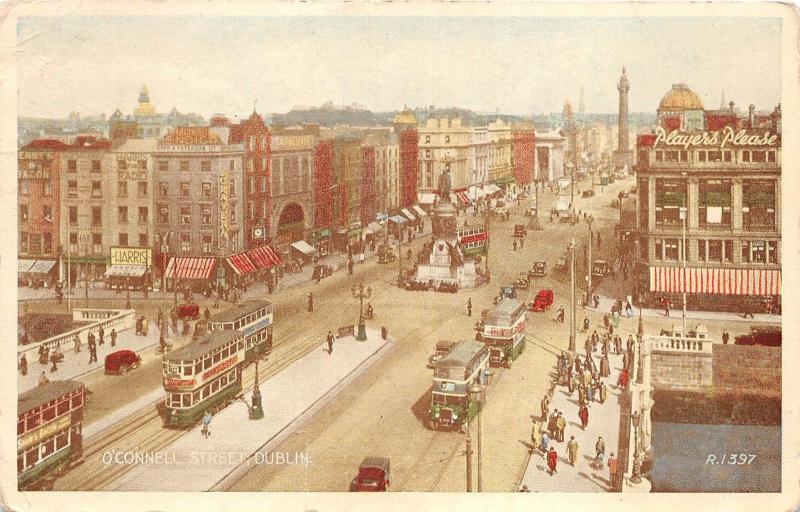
167, 339, 243, 378
157, 159, 236, 173
155, 204, 235, 226
652, 149, 778, 164
17, 428, 71, 474
18, 394, 82, 435
211, 307, 270, 333
19, 205, 53, 222
651, 238, 779, 264
18, 182, 52, 196
167, 368, 238, 408
19, 232, 53, 255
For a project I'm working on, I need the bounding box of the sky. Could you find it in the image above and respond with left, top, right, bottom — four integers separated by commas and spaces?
16, 16, 781, 119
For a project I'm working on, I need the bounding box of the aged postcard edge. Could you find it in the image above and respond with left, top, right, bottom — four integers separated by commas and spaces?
0, 1, 797, 511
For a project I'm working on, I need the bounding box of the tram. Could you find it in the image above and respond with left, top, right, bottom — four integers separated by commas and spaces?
208, 300, 273, 363
456, 225, 488, 257
482, 298, 527, 368
18, 380, 86, 489
161, 330, 246, 428
428, 340, 490, 431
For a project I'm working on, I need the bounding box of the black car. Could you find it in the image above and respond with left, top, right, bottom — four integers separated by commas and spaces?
581, 189, 595, 198
735, 326, 781, 346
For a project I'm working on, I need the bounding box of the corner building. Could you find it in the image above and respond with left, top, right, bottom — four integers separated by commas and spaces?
633, 84, 781, 312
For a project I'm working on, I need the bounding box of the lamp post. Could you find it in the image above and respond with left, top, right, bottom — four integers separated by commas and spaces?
587, 215, 594, 301
351, 283, 372, 341
568, 239, 577, 354
125, 277, 132, 309
636, 307, 645, 384
680, 200, 687, 337
465, 412, 473, 492
249, 358, 265, 419
630, 411, 642, 484
469, 383, 484, 492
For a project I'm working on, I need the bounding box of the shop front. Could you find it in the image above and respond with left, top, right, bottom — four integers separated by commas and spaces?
310, 229, 332, 257
17, 259, 58, 288
290, 240, 317, 266
104, 247, 153, 291
224, 251, 259, 287
164, 256, 217, 293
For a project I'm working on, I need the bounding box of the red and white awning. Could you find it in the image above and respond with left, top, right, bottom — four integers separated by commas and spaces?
455, 191, 470, 204
649, 267, 781, 296
165, 257, 217, 280
246, 245, 283, 270
226, 252, 257, 276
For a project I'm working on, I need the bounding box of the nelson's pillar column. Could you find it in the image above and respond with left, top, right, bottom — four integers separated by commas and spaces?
614, 66, 634, 169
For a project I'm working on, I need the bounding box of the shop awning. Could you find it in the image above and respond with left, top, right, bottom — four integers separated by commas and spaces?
401, 208, 416, 221
389, 215, 407, 224
225, 252, 257, 276
376, 212, 389, 223
18, 259, 36, 274
366, 222, 384, 235
418, 193, 437, 205
485, 184, 501, 194
104, 265, 147, 278
291, 240, 317, 255
246, 245, 283, 270
649, 267, 781, 296
28, 260, 57, 274
455, 191, 470, 204
165, 257, 217, 280
413, 205, 428, 217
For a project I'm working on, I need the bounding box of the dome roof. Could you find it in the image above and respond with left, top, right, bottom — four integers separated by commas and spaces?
659, 83, 704, 111
393, 110, 417, 125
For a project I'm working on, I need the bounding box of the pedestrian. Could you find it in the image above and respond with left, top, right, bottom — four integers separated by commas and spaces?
722, 330, 729, 345
599, 381, 608, 404
541, 431, 550, 453
307, 292, 314, 313
327, 331, 334, 355
578, 405, 589, 430
73, 333, 82, 353
602, 337, 610, 356
608, 453, 619, 488
38, 371, 49, 386
617, 367, 630, 389
615, 335, 622, 355
513, 239, 517, 251
540, 394, 550, 420
567, 436, 580, 466
587, 382, 595, 403
467, 298, 472, 317
557, 306, 565, 323
531, 419, 542, 452
584, 337, 593, 359
567, 372, 576, 394
664, 298, 670, 317
582, 316, 590, 331
204, 308, 211, 322
159, 333, 167, 353
157, 308, 164, 328
547, 447, 558, 475
555, 412, 566, 442
88, 336, 97, 364
98, 326, 105, 345
594, 436, 606, 467
520, 238, 525, 249
110, 328, 117, 347
19, 354, 28, 376
202, 410, 213, 438
622, 351, 629, 372
600, 354, 610, 377
518, 484, 530, 492
49, 350, 59, 373
348, 257, 354, 275
547, 409, 558, 437
625, 301, 633, 318
575, 356, 582, 374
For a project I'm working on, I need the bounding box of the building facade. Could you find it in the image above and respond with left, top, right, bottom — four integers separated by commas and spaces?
487, 119, 514, 187
534, 129, 566, 182
418, 117, 471, 194
332, 137, 364, 249
269, 125, 317, 247
512, 123, 536, 187
633, 84, 781, 311
469, 126, 490, 188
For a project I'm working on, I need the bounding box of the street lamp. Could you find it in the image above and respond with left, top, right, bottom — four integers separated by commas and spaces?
587, 215, 594, 302
249, 357, 265, 419
630, 411, 642, 483
568, 239, 577, 354
636, 308, 644, 385
680, 200, 688, 337
351, 283, 372, 341
469, 383, 484, 492
125, 277, 132, 309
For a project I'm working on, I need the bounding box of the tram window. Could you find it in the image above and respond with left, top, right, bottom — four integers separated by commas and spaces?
25, 447, 38, 469
170, 393, 181, 407
213, 352, 221, 364
42, 437, 55, 457
17, 454, 24, 473
195, 362, 202, 374
211, 380, 220, 393
183, 365, 192, 376
202, 386, 210, 399
42, 406, 55, 422
203, 357, 211, 370
234, 320, 241, 330
182, 394, 191, 407
17, 420, 24, 436
56, 431, 68, 450
57, 399, 69, 416
26, 415, 40, 431
71, 394, 83, 408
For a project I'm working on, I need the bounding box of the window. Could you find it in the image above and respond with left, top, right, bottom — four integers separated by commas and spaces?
654, 179, 687, 226
655, 151, 663, 162
699, 179, 731, 227
138, 181, 148, 197
425, 149, 431, 158
742, 151, 750, 162
261, 177, 267, 193
230, 203, 237, 224
425, 135, 431, 143
724, 151, 732, 162
68, 180, 77, 197
752, 151, 766, 163
181, 206, 191, 225
180, 160, 189, 172
159, 182, 169, 197
91, 160, 101, 172
698, 239, 706, 261
201, 160, 211, 172
68, 160, 77, 172
665, 150, 680, 162
202, 182, 212, 198
180, 182, 190, 198
768, 241, 778, 264
202, 233, 213, 253
158, 161, 168, 172
118, 206, 128, 224
158, 206, 169, 224
707, 151, 722, 162
201, 206, 211, 225
69, 232, 78, 252
91, 180, 102, 198
230, 182, 236, 197
29, 233, 41, 254
768, 151, 776, 163
751, 241, 766, 263
708, 240, 722, 262
19, 231, 28, 253
249, 202, 255, 220
19, 205, 28, 222
92, 233, 102, 253
445, 135, 450, 143
92, 206, 102, 226
44, 182, 52, 196
180, 233, 191, 252
742, 180, 775, 230
43, 205, 52, 221
118, 181, 128, 197
664, 239, 679, 261
69, 206, 78, 225
248, 177, 254, 194
118, 233, 129, 246
138, 207, 148, 224
230, 160, 235, 172
724, 240, 733, 263
654, 240, 663, 261
698, 151, 706, 162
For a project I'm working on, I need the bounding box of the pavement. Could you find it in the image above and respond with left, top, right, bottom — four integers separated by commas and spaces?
519, 349, 625, 492
107, 328, 392, 491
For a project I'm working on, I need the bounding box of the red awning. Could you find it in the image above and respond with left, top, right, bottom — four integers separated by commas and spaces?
456, 191, 470, 204
226, 252, 257, 276
165, 257, 217, 280
246, 245, 283, 270
649, 267, 781, 296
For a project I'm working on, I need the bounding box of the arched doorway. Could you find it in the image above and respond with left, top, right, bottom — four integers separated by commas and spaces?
276, 203, 305, 245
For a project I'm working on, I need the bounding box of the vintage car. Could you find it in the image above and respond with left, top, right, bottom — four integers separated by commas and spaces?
312, 264, 334, 280
494, 285, 517, 304
555, 256, 567, 272
514, 272, 530, 290
377, 244, 396, 264
581, 189, 595, 198
659, 324, 709, 340
735, 325, 781, 347
428, 340, 457, 368
177, 303, 200, 320
513, 224, 527, 238
528, 261, 548, 279
529, 289, 554, 312
592, 260, 611, 277
350, 457, 391, 492
405, 279, 429, 291
104, 350, 142, 375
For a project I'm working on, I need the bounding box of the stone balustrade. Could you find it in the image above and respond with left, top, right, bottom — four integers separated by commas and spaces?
648, 335, 712, 354
19, 309, 136, 357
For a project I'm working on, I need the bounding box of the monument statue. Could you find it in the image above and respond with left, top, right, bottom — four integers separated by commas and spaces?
438, 169, 451, 202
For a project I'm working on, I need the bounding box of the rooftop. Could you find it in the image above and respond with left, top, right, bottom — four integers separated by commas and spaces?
162, 126, 222, 145
165, 330, 242, 363
659, 83, 704, 111
209, 300, 272, 324
19, 380, 83, 416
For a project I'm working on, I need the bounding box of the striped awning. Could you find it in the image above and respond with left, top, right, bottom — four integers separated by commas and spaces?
389, 215, 407, 224
455, 191, 470, 204
401, 208, 416, 222
246, 245, 283, 270
226, 252, 257, 276
649, 267, 781, 296
165, 257, 217, 280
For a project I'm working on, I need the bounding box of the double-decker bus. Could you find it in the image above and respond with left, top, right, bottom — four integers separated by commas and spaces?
18, 380, 86, 489
208, 300, 273, 364
457, 225, 488, 257
161, 330, 245, 428
482, 298, 527, 368
428, 340, 489, 431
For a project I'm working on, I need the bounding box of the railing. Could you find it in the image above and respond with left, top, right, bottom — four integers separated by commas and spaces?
20, 309, 136, 357
647, 335, 712, 354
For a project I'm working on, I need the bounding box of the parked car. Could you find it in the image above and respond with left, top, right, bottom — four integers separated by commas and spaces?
592, 260, 611, 277
514, 272, 530, 290
581, 189, 595, 198
177, 303, 199, 320
428, 340, 457, 368
735, 325, 782, 346
529, 289, 554, 312
312, 264, 333, 280
405, 279, 429, 291
494, 285, 517, 304
104, 350, 142, 375
528, 261, 548, 278
377, 244, 396, 264
513, 224, 527, 238
350, 457, 391, 492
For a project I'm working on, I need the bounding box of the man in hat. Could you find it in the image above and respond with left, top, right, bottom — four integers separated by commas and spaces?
595, 437, 606, 468
567, 436, 579, 466
555, 412, 566, 442
547, 447, 558, 475
579, 404, 589, 430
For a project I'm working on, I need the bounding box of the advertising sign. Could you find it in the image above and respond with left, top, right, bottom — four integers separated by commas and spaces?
110, 247, 152, 267
653, 125, 778, 149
